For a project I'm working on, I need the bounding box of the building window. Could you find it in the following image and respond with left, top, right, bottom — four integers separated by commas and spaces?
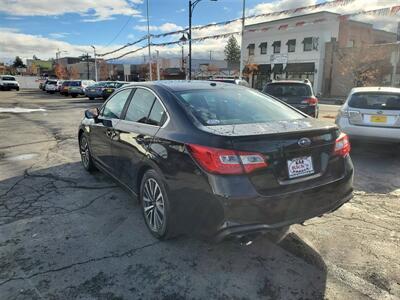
247, 43, 255, 56
272, 41, 281, 54
287, 39, 296, 52
347, 40, 355, 48
303, 37, 313, 51
259, 42, 267, 54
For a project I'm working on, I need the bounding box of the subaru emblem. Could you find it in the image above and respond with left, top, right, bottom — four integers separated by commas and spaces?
298, 137, 311, 147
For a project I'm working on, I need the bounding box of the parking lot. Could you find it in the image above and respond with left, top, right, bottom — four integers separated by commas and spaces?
0, 90, 399, 299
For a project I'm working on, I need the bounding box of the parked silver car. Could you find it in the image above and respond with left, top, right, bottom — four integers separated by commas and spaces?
336, 87, 400, 143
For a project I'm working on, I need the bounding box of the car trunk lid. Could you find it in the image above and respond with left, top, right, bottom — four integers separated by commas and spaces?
202, 119, 341, 195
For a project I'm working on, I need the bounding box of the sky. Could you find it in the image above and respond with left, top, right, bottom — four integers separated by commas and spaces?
0, 0, 399, 64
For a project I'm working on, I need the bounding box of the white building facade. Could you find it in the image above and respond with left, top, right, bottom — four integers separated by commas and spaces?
242, 12, 341, 93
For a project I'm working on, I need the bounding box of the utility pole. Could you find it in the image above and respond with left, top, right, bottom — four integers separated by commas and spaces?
80, 53, 90, 80
239, 0, 246, 79
189, 0, 192, 80
188, 0, 218, 80
91, 45, 98, 81
146, 0, 152, 81
209, 50, 212, 61
156, 50, 160, 80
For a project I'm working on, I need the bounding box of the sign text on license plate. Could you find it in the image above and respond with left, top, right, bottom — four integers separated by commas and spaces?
287, 156, 314, 179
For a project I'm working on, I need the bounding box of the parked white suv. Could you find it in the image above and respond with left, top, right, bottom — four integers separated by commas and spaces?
336, 87, 400, 143
0, 75, 20, 91
45, 80, 58, 93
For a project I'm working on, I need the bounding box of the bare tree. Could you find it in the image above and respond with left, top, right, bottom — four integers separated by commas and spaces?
69, 66, 80, 79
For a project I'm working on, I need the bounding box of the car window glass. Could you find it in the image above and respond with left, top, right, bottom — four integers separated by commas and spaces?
177, 88, 303, 126
148, 99, 167, 126
349, 92, 400, 110
102, 88, 132, 119
264, 83, 311, 97
125, 88, 156, 123
2, 76, 16, 81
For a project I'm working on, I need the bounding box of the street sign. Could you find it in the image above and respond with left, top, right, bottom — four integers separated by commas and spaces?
270, 54, 288, 64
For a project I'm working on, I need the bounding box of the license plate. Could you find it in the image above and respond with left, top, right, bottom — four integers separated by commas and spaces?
287, 156, 314, 179
370, 115, 387, 123
107, 89, 113, 92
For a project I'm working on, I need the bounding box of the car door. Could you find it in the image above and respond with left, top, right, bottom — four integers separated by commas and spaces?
112, 87, 168, 192
89, 88, 134, 174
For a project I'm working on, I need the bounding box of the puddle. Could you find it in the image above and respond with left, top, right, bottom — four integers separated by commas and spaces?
0, 107, 46, 113
3, 153, 39, 161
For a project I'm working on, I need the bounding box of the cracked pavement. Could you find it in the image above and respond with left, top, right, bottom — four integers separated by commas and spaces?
0, 90, 399, 299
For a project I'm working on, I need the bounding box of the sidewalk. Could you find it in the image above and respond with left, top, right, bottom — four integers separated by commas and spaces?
319, 97, 345, 105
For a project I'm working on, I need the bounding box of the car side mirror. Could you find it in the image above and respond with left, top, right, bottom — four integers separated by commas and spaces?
85, 107, 99, 120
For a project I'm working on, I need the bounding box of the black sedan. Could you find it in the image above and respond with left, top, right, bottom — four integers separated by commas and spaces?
78, 81, 353, 241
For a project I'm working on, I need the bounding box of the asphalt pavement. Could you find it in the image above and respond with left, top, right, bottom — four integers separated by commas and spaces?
0, 90, 399, 299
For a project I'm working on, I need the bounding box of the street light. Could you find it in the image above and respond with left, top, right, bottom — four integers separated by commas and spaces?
90, 45, 98, 81
188, 0, 217, 80
179, 34, 188, 76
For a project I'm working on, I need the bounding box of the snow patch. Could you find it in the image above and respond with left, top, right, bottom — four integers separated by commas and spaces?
0, 107, 46, 113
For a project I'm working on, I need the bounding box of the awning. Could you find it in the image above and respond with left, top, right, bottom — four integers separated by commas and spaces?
259, 42, 267, 48
258, 64, 271, 73
272, 64, 283, 73
285, 63, 315, 73
286, 39, 296, 45
247, 43, 255, 49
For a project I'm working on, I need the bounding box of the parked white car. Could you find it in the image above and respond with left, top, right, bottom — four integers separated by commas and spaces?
45, 79, 58, 93
0, 75, 20, 91
336, 87, 400, 143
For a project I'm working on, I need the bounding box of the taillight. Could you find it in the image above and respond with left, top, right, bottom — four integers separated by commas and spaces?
187, 144, 268, 175
333, 133, 350, 157
301, 97, 318, 106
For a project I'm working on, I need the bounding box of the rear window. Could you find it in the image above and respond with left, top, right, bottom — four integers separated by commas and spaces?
175, 88, 303, 126
264, 83, 312, 98
348, 92, 400, 110
69, 81, 81, 87
2, 76, 16, 81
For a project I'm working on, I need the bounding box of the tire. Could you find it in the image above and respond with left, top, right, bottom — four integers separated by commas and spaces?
89, 97, 94, 100
264, 226, 290, 244
140, 170, 176, 240
71, 94, 77, 98
64, 94, 68, 97
79, 134, 96, 172
16, 87, 19, 91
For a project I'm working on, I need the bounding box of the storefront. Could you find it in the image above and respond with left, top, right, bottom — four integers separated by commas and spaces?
272, 64, 284, 80
285, 62, 315, 85
252, 64, 271, 90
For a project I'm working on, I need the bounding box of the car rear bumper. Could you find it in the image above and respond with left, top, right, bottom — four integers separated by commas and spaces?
337, 117, 400, 142
213, 191, 352, 242
85, 91, 102, 98
1, 84, 19, 90
69, 90, 85, 95
169, 155, 354, 240
212, 158, 353, 240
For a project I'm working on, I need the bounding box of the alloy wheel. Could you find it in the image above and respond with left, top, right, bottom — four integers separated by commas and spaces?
143, 178, 165, 232
80, 136, 90, 168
